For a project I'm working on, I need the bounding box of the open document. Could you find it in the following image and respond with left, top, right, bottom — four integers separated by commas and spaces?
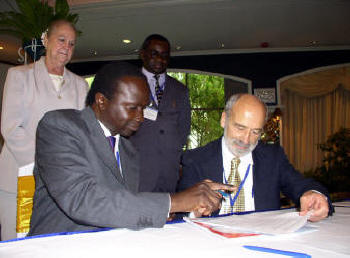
184, 210, 310, 238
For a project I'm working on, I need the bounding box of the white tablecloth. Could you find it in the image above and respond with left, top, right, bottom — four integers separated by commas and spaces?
1, 203, 349, 258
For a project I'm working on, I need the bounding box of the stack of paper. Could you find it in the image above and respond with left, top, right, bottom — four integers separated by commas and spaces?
184, 210, 309, 238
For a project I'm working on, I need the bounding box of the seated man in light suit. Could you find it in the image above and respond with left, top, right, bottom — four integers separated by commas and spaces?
178, 93, 333, 222
28, 62, 234, 236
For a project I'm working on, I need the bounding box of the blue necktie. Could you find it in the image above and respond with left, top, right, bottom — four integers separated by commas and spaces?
107, 136, 116, 150
107, 136, 122, 174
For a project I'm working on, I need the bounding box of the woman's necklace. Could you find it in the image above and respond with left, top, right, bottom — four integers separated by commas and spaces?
49, 73, 64, 99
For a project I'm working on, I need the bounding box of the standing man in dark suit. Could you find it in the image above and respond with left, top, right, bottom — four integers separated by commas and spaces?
130, 34, 191, 193
178, 93, 333, 222
28, 62, 234, 236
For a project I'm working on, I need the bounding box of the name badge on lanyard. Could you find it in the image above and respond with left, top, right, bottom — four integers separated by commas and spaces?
144, 106, 158, 121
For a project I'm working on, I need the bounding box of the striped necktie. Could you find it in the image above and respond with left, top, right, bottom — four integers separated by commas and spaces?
154, 74, 163, 105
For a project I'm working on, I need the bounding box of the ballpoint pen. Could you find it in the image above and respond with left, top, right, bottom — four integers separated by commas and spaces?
243, 245, 311, 257
217, 190, 231, 198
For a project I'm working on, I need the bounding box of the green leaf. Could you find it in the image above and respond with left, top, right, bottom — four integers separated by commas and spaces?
0, 0, 81, 41
67, 13, 79, 24
55, 0, 69, 17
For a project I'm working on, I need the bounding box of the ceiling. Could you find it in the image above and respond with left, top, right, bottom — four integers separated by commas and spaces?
1, 0, 350, 64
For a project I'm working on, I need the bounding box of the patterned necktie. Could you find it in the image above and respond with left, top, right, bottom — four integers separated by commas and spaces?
154, 74, 163, 105
228, 158, 245, 213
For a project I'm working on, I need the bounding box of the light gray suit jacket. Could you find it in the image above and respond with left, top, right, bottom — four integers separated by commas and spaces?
29, 107, 169, 236
0, 57, 87, 193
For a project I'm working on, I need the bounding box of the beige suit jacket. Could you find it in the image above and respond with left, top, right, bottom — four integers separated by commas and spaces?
0, 57, 88, 193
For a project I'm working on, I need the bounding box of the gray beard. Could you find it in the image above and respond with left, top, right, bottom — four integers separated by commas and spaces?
223, 130, 258, 157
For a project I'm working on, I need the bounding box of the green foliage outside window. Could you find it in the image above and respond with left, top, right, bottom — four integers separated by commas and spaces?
168, 72, 225, 149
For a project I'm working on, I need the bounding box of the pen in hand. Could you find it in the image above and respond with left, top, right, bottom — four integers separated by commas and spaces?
217, 190, 232, 198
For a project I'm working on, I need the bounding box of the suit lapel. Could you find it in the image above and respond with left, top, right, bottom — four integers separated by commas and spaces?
119, 137, 139, 192
34, 57, 72, 95
34, 57, 54, 93
160, 75, 169, 105
252, 142, 265, 210
157, 75, 173, 110
61, 66, 71, 94
204, 138, 223, 183
144, 74, 173, 110
81, 107, 124, 183
212, 139, 224, 182
165, 75, 178, 109
211, 138, 224, 215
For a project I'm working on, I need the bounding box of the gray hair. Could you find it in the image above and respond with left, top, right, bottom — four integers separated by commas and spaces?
47, 19, 77, 38
224, 94, 268, 121
224, 94, 243, 118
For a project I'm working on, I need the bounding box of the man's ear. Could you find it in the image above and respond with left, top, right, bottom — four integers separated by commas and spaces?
43, 35, 48, 49
220, 112, 226, 129
139, 49, 145, 61
95, 93, 108, 111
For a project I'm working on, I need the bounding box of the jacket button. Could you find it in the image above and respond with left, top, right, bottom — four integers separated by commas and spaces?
160, 129, 164, 134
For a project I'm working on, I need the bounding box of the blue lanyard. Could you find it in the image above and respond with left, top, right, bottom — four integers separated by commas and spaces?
224, 164, 251, 207
149, 93, 158, 107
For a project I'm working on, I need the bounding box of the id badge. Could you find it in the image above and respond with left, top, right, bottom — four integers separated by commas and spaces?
144, 106, 158, 121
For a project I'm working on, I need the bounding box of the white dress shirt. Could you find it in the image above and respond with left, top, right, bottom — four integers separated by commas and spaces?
142, 67, 166, 106
220, 137, 255, 214
98, 121, 122, 177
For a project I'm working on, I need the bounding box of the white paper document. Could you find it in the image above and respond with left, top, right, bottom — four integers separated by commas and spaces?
185, 210, 309, 235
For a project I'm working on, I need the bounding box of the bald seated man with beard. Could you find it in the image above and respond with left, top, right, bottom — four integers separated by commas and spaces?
178, 93, 333, 221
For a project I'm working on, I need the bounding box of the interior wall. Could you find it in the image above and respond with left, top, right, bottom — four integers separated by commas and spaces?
67, 49, 350, 106
224, 79, 249, 103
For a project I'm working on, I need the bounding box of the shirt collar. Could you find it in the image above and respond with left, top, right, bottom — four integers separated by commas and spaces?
98, 120, 120, 139
142, 67, 166, 86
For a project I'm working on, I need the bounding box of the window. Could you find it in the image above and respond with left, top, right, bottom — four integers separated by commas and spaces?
85, 71, 251, 149
168, 72, 225, 149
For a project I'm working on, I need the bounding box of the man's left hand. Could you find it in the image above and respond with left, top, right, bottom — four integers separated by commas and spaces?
299, 190, 329, 222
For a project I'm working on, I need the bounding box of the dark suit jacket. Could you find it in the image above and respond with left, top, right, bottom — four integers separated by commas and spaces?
130, 75, 191, 193
29, 107, 169, 236
178, 138, 333, 214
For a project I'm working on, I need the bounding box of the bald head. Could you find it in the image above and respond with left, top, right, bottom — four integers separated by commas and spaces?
221, 94, 266, 157
224, 94, 267, 121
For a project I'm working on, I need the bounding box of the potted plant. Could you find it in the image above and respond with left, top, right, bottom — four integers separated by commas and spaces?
0, 0, 79, 61
304, 127, 350, 197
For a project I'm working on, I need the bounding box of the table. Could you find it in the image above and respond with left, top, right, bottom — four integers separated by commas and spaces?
1, 202, 349, 258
